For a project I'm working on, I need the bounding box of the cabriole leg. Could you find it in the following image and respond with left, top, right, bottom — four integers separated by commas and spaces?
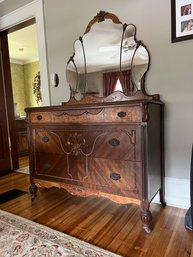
141, 200, 152, 233
141, 209, 152, 233
29, 183, 38, 201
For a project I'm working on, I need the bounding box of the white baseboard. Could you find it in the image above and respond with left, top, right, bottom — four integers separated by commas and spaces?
153, 177, 190, 209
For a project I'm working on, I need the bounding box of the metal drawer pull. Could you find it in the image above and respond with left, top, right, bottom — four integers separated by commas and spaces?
109, 138, 120, 146
110, 172, 121, 180
117, 111, 126, 118
42, 163, 51, 170
42, 136, 49, 143
37, 115, 43, 120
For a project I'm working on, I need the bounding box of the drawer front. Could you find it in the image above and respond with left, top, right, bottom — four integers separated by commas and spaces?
32, 124, 142, 198
33, 153, 141, 198
30, 105, 142, 124
32, 124, 141, 162
15, 119, 27, 131
86, 158, 142, 197
17, 131, 28, 156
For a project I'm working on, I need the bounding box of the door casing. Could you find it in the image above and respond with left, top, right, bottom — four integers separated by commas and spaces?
0, 30, 19, 174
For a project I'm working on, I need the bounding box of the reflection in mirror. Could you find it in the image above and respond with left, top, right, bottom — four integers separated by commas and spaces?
66, 11, 150, 101
131, 43, 150, 91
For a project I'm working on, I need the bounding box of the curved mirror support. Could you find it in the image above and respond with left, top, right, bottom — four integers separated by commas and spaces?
131, 43, 150, 91
66, 11, 151, 101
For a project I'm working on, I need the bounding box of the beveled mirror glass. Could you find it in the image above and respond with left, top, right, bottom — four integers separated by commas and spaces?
66, 11, 150, 101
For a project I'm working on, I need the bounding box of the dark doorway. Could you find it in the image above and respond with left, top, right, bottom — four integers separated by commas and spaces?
0, 18, 38, 175
0, 30, 18, 175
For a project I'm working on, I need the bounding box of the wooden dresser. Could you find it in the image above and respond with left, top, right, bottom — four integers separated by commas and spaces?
25, 92, 165, 233
15, 118, 28, 157
25, 11, 166, 233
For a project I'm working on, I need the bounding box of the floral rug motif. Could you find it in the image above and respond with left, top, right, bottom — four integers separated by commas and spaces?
0, 209, 122, 257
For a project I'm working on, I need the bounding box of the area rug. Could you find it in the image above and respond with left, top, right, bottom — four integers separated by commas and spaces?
0, 209, 122, 257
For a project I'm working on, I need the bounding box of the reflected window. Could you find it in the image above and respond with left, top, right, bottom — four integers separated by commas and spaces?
103, 70, 132, 96
114, 78, 123, 92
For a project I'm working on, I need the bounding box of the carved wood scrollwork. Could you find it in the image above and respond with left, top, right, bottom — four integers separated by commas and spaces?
66, 132, 87, 156
85, 11, 122, 34
53, 108, 103, 117
48, 128, 137, 158
142, 103, 149, 122
124, 129, 136, 145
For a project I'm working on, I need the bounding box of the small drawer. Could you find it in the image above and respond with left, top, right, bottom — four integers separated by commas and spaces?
30, 112, 52, 123
102, 106, 142, 123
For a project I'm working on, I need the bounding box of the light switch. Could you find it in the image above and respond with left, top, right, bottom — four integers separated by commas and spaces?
50, 73, 59, 87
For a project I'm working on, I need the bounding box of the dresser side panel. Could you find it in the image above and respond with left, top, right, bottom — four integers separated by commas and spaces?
147, 103, 163, 201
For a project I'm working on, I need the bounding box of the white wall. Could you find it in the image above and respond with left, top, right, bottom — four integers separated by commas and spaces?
0, 0, 50, 106
0, 0, 32, 16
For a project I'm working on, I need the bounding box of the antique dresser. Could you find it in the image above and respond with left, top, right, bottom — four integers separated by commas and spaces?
15, 118, 28, 156
25, 11, 166, 233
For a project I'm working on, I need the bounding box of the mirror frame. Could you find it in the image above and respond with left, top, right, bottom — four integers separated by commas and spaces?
65, 11, 160, 104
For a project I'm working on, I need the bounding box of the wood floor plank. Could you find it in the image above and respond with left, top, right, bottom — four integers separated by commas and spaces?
0, 171, 192, 257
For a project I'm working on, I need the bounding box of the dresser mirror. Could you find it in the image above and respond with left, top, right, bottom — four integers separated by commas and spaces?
66, 11, 150, 101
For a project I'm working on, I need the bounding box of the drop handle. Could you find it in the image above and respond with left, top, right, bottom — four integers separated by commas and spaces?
110, 172, 121, 180
117, 111, 126, 118
37, 115, 43, 120
42, 163, 51, 170
109, 138, 120, 147
42, 136, 49, 143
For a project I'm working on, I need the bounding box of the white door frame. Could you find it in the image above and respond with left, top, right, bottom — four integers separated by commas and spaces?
0, 0, 51, 106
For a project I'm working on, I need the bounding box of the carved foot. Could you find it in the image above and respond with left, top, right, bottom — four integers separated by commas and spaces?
143, 225, 152, 234
141, 209, 152, 233
29, 183, 38, 201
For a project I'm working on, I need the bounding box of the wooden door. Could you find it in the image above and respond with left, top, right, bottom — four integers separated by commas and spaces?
0, 30, 19, 175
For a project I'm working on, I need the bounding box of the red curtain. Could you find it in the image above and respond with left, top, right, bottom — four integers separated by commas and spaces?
120, 70, 134, 96
103, 72, 119, 97
103, 70, 133, 97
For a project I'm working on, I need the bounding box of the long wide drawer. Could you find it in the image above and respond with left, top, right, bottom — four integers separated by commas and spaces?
31, 124, 142, 162
33, 151, 142, 199
29, 105, 142, 124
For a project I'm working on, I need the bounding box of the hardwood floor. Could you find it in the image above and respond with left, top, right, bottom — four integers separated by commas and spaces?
0, 171, 192, 257
19, 155, 29, 168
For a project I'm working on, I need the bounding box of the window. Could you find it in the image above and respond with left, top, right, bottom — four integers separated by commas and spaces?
114, 78, 123, 92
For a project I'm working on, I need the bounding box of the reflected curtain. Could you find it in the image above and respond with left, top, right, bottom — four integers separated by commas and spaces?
120, 70, 134, 96
103, 70, 133, 97
103, 72, 119, 97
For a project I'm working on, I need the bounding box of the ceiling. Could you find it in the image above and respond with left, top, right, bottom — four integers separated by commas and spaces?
8, 24, 39, 64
